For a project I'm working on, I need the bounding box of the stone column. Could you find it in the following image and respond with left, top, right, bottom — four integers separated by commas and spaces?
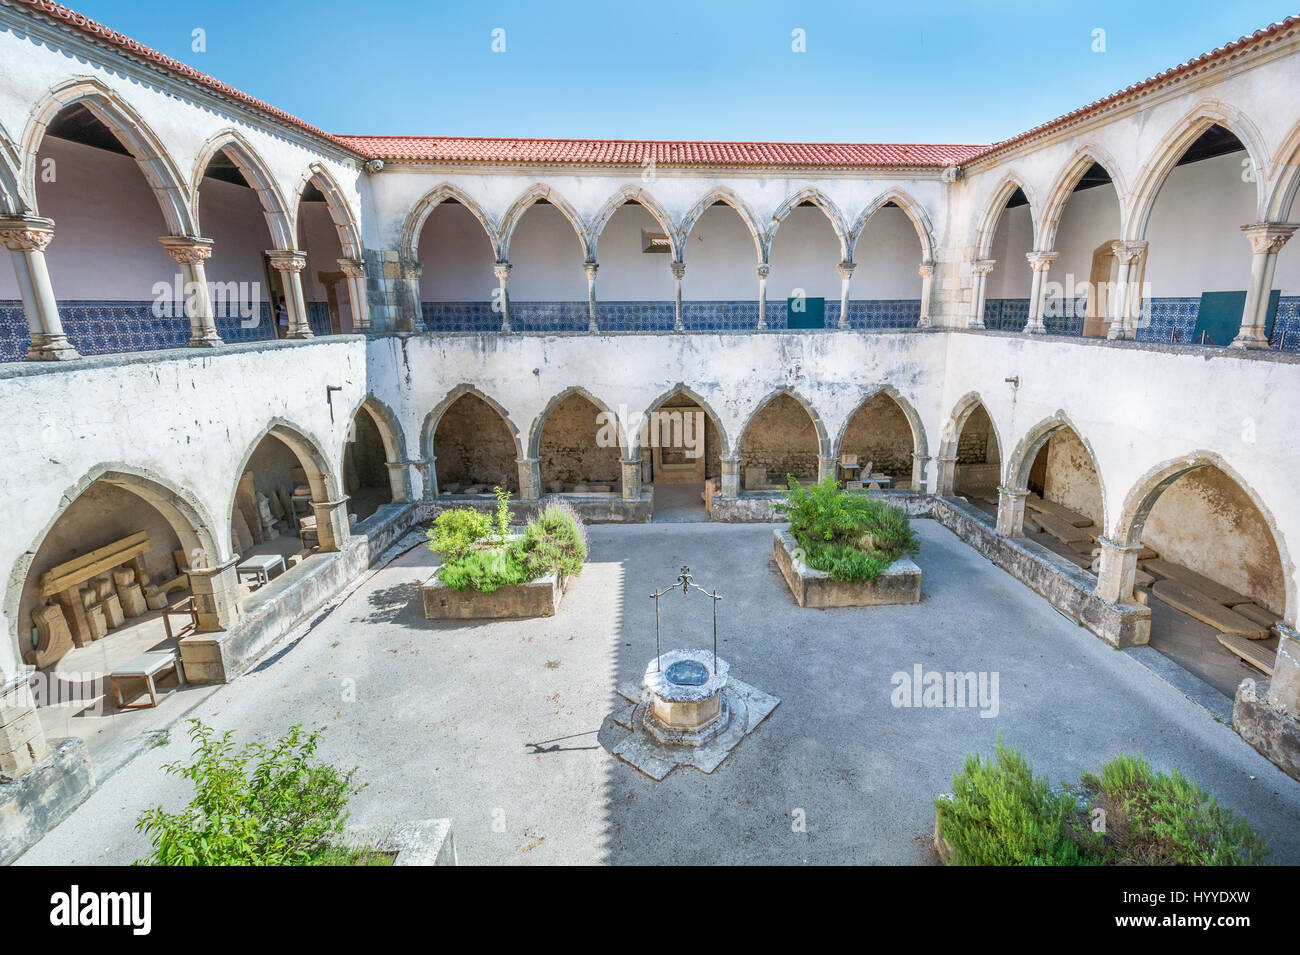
1093, 536, 1144, 603
267, 249, 312, 339
818, 455, 837, 482
968, 259, 995, 329
186, 557, 241, 633
995, 484, 1029, 537
493, 262, 512, 332
1233, 224, 1298, 349
312, 498, 351, 552
583, 262, 599, 333
1106, 241, 1147, 340
516, 457, 541, 500
756, 263, 770, 330
1024, 251, 1058, 334
414, 456, 437, 500
160, 235, 220, 347
837, 261, 855, 330
384, 460, 412, 503
0, 672, 51, 778
338, 257, 371, 332
936, 454, 958, 495
620, 456, 642, 500
0, 215, 78, 360
671, 261, 685, 332
1267, 624, 1300, 717
399, 260, 425, 331
911, 452, 930, 493
720, 455, 742, 497
917, 261, 935, 329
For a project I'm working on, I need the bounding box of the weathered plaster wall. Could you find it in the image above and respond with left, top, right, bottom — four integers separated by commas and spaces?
432, 393, 519, 491
1043, 428, 1105, 526
840, 393, 914, 479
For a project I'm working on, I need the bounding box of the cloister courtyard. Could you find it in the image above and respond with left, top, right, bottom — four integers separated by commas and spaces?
19, 518, 1300, 866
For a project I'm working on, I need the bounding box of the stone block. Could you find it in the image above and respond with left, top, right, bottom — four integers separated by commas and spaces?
0, 738, 93, 864
1233, 678, 1300, 782
423, 571, 567, 620
773, 529, 921, 608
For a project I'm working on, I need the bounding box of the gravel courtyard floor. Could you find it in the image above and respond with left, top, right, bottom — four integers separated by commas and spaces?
19, 519, 1300, 865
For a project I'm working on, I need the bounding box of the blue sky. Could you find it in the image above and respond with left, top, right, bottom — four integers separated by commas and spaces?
70, 0, 1299, 143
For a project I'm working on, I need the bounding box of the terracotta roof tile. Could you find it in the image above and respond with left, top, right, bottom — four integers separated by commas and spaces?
332, 135, 986, 168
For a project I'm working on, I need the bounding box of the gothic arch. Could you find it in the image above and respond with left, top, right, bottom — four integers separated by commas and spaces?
403, 183, 501, 262
0, 118, 23, 214
1265, 117, 1300, 222
678, 187, 766, 264
1114, 451, 1294, 626
848, 189, 936, 264
768, 188, 851, 263
1125, 102, 1269, 241
499, 183, 591, 263
225, 419, 341, 538
292, 162, 362, 259
1038, 145, 1128, 251
735, 387, 831, 459
973, 171, 1040, 259
422, 383, 524, 463
20, 76, 196, 236
833, 385, 929, 462
526, 385, 623, 458
635, 382, 732, 459
589, 185, 679, 261
190, 129, 294, 248
1003, 412, 1108, 530
937, 392, 1003, 495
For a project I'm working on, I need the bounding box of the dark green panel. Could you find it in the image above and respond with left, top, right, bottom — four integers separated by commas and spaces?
788, 296, 824, 329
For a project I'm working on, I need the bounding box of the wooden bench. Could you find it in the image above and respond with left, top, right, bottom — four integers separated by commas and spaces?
110, 650, 185, 709
39, 532, 150, 648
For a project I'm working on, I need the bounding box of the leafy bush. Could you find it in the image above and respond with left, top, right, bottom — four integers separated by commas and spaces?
135, 720, 362, 866
433, 497, 587, 592
427, 507, 492, 561
493, 486, 513, 545
775, 476, 919, 581
936, 740, 1268, 866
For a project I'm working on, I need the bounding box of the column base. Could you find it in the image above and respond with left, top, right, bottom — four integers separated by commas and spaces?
967, 319, 985, 330
186, 557, 242, 633
311, 498, 352, 552
187, 333, 224, 348
26, 334, 79, 361
1233, 679, 1300, 783
1106, 323, 1134, 341
1229, 332, 1270, 350
287, 328, 315, 340
917, 317, 932, 329
1023, 321, 1047, 335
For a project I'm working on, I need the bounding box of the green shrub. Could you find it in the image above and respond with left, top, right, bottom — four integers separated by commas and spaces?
493, 486, 512, 545
135, 720, 362, 866
515, 501, 587, 582
427, 507, 492, 560
775, 476, 919, 581
433, 499, 587, 592
437, 546, 530, 593
937, 739, 1097, 866
936, 741, 1268, 866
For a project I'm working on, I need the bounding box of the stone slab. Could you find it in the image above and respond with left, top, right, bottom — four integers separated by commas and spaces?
773, 528, 921, 608
1143, 559, 1250, 606
337, 818, 457, 865
1234, 603, 1282, 628
1151, 580, 1268, 639
1024, 496, 1092, 527
0, 737, 93, 865
1032, 510, 1094, 544
1233, 679, 1300, 782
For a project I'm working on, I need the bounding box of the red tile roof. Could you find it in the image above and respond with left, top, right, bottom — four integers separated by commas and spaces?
332, 135, 985, 168
12, 0, 364, 156
966, 15, 1300, 164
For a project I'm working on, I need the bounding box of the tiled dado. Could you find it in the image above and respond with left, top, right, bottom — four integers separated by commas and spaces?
421, 300, 925, 333
0, 301, 338, 362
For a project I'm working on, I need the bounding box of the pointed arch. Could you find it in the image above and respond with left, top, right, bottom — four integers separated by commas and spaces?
225, 419, 341, 538
5, 464, 223, 653
1126, 102, 1268, 241
589, 185, 679, 261
1004, 412, 1108, 530
527, 385, 623, 458
678, 187, 765, 264
0, 117, 24, 214
833, 385, 929, 463
1038, 145, 1128, 252
1113, 451, 1294, 625
191, 128, 294, 248
636, 382, 732, 459
1265, 117, 1300, 222
735, 387, 831, 459
292, 162, 362, 258
848, 189, 936, 264
937, 392, 1003, 496
973, 171, 1039, 258
403, 183, 501, 263
20, 76, 195, 235
499, 183, 591, 263
345, 394, 409, 464
768, 188, 850, 263
422, 383, 524, 463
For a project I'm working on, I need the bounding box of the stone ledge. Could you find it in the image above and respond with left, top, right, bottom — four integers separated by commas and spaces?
773, 528, 921, 608
0, 737, 93, 865
336, 818, 457, 866
1233, 678, 1300, 782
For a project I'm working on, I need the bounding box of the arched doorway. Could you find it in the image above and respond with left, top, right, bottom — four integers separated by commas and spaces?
738, 392, 823, 491
414, 192, 498, 332
343, 405, 395, 522
1019, 424, 1105, 571
642, 388, 726, 520
535, 390, 621, 495
768, 199, 843, 329
838, 391, 921, 489
429, 390, 521, 497
940, 397, 1002, 503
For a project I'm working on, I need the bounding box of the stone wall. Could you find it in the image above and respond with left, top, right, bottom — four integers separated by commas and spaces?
432, 393, 519, 492
741, 393, 820, 487
1042, 429, 1105, 527
840, 393, 914, 479
538, 393, 621, 488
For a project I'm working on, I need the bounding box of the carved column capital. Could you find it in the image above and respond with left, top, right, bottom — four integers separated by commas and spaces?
266, 249, 308, 272
970, 258, 997, 277
0, 215, 56, 253
493, 262, 512, 281
670, 260, 686, 280
1116, 241, 1148, 265
755, 263, 771, 280
1025, 250, 1059, 271
159, 235, 214, 266
837, 260, 856, 280
1241, 222, 1299, 255
918, 260, 935, 278
583, 262, 599, 280
337, 257, 366, 279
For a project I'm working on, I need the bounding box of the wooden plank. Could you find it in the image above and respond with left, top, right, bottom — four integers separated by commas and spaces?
1134, 569, 1155, 589
1233, 603, 1280, 628
1151, 580, 1269, 639
1032, 511, 1093, 544
1024, 496, 1092, 527
1142, 559, 1249, 606
39, 536, 150, 597
39, 532, 148, 589
1217, 633, 1274, 676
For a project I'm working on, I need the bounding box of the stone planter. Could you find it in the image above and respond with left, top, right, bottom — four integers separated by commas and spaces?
773, 528, 920, 608
423, 570, 568, 619
336, 818, 457, 866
